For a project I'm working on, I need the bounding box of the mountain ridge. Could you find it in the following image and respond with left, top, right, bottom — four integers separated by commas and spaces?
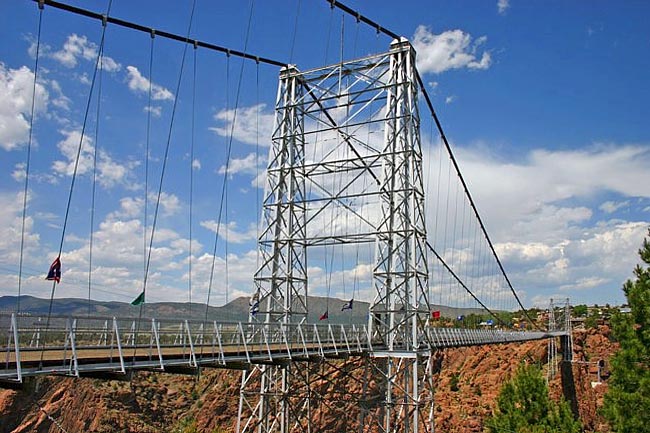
0, 295, 491, 324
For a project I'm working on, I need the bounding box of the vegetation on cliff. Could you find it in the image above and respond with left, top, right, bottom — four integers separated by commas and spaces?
485, 363, 581, 433
602, 228, 650, 432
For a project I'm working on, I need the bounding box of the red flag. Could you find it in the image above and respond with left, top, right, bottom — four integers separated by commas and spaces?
319, 311, 329, 321
46, 256, 61, 283
432, 310, 441, 319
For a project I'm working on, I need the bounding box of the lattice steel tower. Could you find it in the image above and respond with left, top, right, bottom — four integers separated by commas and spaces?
238, 38, 433, 433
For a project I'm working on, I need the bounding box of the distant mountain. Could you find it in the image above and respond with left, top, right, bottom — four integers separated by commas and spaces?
0, 295, 490, 324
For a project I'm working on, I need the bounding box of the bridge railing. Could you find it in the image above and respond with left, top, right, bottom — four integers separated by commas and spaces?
1, 313, 374, 382
424, 327, 549, 347
1, 312, 556, 383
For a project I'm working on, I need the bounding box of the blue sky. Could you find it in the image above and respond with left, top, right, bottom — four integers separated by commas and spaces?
0, 0, 649, 310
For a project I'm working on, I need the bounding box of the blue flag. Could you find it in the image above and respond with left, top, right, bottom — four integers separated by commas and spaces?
341, 299, 353, 311
46, 256, 61, 283
249, 292, 260, 316
456, 315, 465, 321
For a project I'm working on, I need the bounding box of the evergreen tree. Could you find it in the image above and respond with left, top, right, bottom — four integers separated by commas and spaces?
485, 363, 581, 433
602, 228, 650, 432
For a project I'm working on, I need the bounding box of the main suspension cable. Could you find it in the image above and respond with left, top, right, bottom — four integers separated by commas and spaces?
34, 0, 286, 68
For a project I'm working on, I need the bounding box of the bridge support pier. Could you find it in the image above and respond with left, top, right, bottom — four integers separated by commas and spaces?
560, 334, 580, 419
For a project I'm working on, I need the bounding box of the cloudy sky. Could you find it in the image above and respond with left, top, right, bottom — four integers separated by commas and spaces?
0, 0, 648, 310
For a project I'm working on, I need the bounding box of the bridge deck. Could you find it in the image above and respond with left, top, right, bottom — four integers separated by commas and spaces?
1, 314, 560, 383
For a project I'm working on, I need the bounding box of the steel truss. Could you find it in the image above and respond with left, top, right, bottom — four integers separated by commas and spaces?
362, 38, 433, 433
238, 38, 434, 433
546, 298, 573, 381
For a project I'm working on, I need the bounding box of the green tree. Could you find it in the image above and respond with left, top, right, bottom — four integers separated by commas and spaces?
584, 309, 600, 329
602, 229, 650, 432
485, 363, 581, 433
573, 304, 588, 317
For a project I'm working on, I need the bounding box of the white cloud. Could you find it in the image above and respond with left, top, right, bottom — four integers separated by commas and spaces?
0, 63, 49, 150
0, 191, 40, 266
200, 220, 257, 244
423, 141, 650, 306
445, 95, 456, 104
110, 197, 144, 219
78, 72, 91, 86
560, 276, 609, 291
412, 26, 492, 74
52, 130, 94, 176
51, 34, 121, 72
599, 200, 628, 214
51, 129, 135, 188
48, 79, 71, 110
209, 103, 274, 146
495, 242, 559, 265
12, 163, 26, 182
149, 191, 181, 216
438, 143, 650, 243
218, 152, 263, 177
497, 0, 510, 15
192, 159, 201, 170
126, 66, 173, 101
144, 105, 162, 117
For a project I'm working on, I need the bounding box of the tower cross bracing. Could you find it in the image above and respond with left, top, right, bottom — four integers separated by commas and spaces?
240, 38, 434, 433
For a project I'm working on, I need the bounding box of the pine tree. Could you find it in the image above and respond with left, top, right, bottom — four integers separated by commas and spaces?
602, 228, 650, 432
485, 363, 581, 433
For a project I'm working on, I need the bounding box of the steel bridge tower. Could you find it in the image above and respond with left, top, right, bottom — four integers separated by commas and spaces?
238, 38, 433, 433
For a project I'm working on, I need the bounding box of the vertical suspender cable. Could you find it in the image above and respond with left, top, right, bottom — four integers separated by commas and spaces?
132, 0, 196, 360
205, 0, 257, 320
138, 0, 197, 320
188, 42, 197, 316
255, 60, 260, 272
144, 31, 154, 295
88, 27, 105, 317
42, 2, 114, 366
289, 0, 302, 64
323, 2, 335, 64
205, 53, 229, 319
17, 3, 43, 314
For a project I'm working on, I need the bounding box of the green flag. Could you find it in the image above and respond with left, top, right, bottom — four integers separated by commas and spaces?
131, 291, 145, 306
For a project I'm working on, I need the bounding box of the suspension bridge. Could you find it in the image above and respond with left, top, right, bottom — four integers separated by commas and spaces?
3, 1, 573, 432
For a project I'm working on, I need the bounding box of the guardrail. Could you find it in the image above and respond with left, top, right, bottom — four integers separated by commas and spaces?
1, 313, 565, 383
1, 314, 372, 383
